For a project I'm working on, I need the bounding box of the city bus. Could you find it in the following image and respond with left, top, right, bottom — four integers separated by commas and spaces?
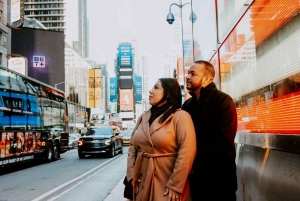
0, 66, 69, 167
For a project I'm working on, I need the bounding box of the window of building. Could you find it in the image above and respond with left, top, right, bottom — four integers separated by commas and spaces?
0, 10, 2, 24
0, 53, 2, 66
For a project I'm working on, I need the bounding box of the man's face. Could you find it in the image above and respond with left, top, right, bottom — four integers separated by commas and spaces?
186, 63, 206, 92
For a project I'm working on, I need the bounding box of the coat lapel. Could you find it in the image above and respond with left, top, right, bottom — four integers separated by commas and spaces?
149, 110, 177, 136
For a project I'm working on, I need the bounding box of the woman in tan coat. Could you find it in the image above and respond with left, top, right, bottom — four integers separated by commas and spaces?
126, 78, 196, 201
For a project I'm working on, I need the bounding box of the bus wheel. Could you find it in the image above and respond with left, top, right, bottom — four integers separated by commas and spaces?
52, 144, 59, 161
45, 145, 53, 162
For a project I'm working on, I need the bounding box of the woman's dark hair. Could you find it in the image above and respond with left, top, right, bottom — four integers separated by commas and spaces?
154, 78, 182, 123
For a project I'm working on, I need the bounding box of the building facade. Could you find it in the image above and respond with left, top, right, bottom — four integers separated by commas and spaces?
0, 0, 9, 67
24, 0, 66, 32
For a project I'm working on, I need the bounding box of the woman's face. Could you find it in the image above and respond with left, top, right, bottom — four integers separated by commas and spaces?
149, 80, 164, 106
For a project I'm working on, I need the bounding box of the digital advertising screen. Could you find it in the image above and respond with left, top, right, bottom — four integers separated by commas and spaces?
119, 89, 133, 111
118, 44, 132, 67
134, 76, 142, 101
110, 77, 117, 102
119, 68, 133, 89
11, 27, 65, 91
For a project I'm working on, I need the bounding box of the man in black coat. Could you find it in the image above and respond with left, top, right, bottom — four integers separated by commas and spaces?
182, 60, 237, 201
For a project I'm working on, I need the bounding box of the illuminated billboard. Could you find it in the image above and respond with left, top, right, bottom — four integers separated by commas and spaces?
118, 44, 132, 67
134, 76, 142, 101
119, 89, 133, 111
119, 68, 133, 89
110, 77, 117, 102
11, 27, 65, 90
89, 69, 102, 108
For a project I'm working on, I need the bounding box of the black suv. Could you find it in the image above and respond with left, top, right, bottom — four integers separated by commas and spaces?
78, 126, 123, 158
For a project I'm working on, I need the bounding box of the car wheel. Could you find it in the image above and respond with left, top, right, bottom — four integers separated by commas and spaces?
109, 145, 115, 158
78, 151, 85, 159
119, 143, 123, 154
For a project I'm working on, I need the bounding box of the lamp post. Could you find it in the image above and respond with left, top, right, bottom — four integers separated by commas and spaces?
166, 3, 197, 25
166, 2, 196, 101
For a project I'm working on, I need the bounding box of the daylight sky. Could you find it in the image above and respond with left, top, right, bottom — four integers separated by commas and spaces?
87, 0, 179, 88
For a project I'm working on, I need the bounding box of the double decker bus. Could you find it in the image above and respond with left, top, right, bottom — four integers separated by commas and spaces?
0, 66, 69, 167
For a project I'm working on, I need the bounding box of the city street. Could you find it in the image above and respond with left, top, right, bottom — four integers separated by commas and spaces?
0, 147, 129, 201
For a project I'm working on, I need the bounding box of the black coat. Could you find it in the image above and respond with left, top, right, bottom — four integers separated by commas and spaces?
182, 82, 237, 192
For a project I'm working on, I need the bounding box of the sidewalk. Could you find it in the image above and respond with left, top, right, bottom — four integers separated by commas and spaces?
103, 175, 131, 201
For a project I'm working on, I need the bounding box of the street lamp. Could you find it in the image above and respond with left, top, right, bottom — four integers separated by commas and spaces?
166, 3, 197, 25
166, 2, 196, 102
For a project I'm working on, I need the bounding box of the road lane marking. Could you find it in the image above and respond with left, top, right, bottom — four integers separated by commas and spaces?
32, 152, 127, 201
47, 153, 127, 201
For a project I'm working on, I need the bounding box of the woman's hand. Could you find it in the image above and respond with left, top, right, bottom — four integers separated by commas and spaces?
132, 179, 141, 194
164, 187, 181, 201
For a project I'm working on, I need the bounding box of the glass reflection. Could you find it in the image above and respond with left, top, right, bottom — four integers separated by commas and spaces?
219, 0, 300, 134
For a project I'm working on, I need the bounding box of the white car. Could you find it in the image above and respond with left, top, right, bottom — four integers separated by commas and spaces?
69, 134, 80, 149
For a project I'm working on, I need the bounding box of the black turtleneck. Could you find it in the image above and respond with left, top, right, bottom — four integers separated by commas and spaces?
149, 103, 171, 126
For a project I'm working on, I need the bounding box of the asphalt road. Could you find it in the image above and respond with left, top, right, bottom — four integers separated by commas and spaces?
0, 147, 129, 201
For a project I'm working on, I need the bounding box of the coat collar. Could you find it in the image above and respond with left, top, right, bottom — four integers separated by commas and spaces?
189, 82, 217, 104
142, 108, 179, 137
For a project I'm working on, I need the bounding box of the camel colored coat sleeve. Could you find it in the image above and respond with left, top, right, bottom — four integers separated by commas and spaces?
165, 111, 197, 193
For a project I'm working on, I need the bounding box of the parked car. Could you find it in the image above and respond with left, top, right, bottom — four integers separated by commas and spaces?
70, 133, 81, 139
121, 131, 132, 146
69, 134, 80, 149
78, 126, 123, 158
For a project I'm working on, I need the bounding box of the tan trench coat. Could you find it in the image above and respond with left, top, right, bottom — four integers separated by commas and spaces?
127, 109, 196, 201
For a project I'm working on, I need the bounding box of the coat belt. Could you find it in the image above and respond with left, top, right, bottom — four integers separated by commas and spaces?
133, 151, 177, 201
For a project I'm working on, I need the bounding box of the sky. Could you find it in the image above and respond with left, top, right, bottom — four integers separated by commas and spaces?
87, 0, 179, 89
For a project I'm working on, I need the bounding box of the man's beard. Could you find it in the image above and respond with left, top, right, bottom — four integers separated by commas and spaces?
186, 82, 202, 92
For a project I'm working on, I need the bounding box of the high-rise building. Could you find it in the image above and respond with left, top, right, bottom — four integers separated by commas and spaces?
141, 56, 148, 98
65, 0, 89, 58
0, 0, 8, 68
24, 0, 66, 32
98, 64, 109, 113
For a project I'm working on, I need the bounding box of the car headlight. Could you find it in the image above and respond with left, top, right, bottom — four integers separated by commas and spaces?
104, 140, 111, 145
78, 141, 83, 146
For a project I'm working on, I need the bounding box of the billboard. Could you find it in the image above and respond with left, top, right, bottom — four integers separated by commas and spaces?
8, 57, 27, 75
110, 102, 117, 114
11, 0, 21, 24
119, 89, 133, 111
118, 44, 132, 67
134, 76, 142, 101
135, 103, 143, 120
110, 77, 117, 102
89, 69, 102, 108
119, 68, 133, 89
11, 27, 65, 90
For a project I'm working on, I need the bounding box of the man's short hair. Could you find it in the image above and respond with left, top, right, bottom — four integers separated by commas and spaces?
195, 60, 215, 78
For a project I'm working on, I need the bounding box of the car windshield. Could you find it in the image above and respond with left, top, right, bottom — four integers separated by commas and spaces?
85, 127, 112, 136
122, 132, 132, 136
